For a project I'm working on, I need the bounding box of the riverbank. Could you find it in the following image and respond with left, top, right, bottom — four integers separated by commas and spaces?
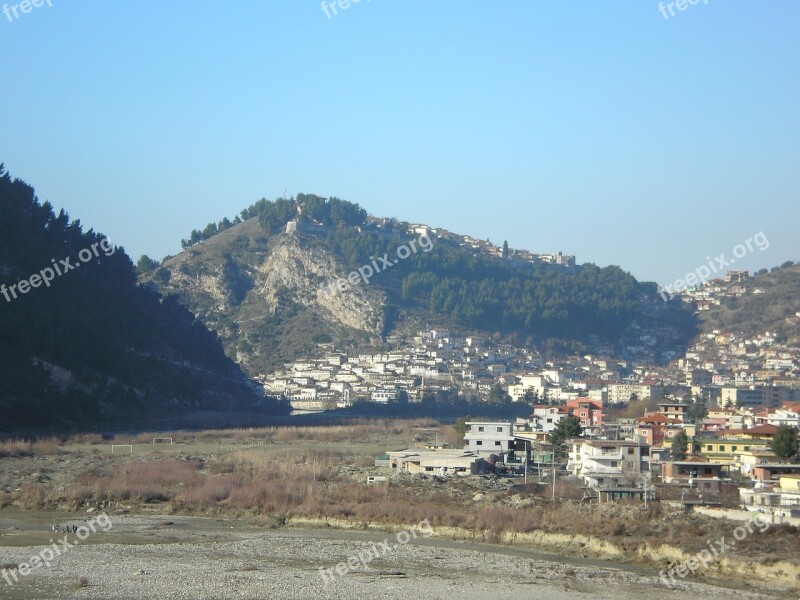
0, 513, 793, 600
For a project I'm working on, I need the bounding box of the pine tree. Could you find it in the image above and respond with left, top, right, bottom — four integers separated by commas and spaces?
671, 430, 689, 461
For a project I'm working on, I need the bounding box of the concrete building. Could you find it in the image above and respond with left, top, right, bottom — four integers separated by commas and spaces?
385, 448, 486, 475
463, 422, 515, 454
567, 439, 649, 489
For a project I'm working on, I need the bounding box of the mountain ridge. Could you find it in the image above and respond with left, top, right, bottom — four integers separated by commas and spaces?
0, 167, 288, 432
143, 195, 698, 376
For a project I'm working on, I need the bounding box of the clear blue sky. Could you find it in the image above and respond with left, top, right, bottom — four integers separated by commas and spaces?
1, 1, 798, 286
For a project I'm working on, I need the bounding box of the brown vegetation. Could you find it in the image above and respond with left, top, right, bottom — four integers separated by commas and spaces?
0, 437, 63, 457
3, 420, 798, 566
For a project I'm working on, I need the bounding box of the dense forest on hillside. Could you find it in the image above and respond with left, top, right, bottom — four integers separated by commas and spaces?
319, 225, 641, 339
0, 166, 288, 432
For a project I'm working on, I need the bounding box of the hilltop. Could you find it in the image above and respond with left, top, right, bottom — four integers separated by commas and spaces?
141, 195, 697, 376
694, 262, 800, 345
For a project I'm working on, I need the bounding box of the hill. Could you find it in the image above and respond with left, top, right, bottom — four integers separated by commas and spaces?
698, 262, 800, 345
0, 166, 288, 432
142, 195, 697, 376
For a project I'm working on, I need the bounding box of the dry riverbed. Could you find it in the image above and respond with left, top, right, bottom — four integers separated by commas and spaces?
0, 512, 790, 600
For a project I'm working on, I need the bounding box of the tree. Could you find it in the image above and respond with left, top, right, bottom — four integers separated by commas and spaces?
135, 255, 160, 275
549, 415, 582, 457
523, 388, 538, 404
502, 240, 509, 259
671, 429, 689, 461
201, 222, 218, 238
453, 416, 472, 437
686, 398, 707, 424
772, 425, 799, 461
488, 383, 510, 404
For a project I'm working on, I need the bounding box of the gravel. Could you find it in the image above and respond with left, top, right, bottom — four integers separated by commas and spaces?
0, 515, 786, 600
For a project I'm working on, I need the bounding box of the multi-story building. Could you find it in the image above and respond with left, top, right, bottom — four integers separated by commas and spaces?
567, 439, 649, 489
566, 397, 604, 428
608, 383, 664, 404
371, 387, 400, 403
634, 413, 683, 446
526, 405, 571, 433
657, 402, 688, 422
463, 422, 515, 454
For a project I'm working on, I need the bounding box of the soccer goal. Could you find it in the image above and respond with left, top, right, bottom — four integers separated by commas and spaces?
152, 437, 174, 445
111, 445, 133, 453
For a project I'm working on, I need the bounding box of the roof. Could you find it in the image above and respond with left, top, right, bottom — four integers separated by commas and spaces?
698, 437, 770, 445
570, 439, 648, 447
669, 460, 728, 467
743, 424, 779, 435
637, 413, 680, 425
387, 448, 484, 460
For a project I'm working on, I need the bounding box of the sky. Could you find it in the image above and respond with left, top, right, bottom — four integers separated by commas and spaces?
1, 0, 798, 287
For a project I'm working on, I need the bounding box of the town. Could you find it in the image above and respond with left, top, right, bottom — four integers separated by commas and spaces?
261, 266, 800, 521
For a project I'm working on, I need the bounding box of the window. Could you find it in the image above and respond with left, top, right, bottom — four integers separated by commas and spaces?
611, 461, 618, 468
477, 426, 484, 432
707, 444, 713, 451
597, 478, 604, 485
425, 467, 434, 472
719, 445, 724, 451
744, 446, 750, 451
476, 441, 482, 446
627, 448, 634, 455
497, 426, 503, 432
495, 441, 502, 446
732, 446, 738, 452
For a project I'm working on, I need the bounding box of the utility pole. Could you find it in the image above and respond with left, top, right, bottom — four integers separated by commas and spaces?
524, 440, 529, 485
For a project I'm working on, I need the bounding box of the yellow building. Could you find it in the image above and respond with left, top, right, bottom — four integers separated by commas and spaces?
694, 438, 770, 465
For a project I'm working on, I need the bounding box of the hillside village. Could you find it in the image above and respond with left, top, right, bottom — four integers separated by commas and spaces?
370, 217, 577, 267
262, 301, 799, 414
259, 265, 800, 520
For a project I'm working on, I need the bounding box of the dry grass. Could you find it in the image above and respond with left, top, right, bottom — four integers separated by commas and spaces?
0, 437, 63, 457
101, 419, 438, 447
6, 420, 798, 563
69, 459, 203, 503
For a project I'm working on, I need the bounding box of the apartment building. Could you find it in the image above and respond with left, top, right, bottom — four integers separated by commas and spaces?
463, 422, 515, 454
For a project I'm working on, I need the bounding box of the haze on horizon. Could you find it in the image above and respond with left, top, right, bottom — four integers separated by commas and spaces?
1, 1, 797, 286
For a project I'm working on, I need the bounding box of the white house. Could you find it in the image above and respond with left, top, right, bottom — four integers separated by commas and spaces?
567, 439, 649, 489
463, 422, 515, 454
